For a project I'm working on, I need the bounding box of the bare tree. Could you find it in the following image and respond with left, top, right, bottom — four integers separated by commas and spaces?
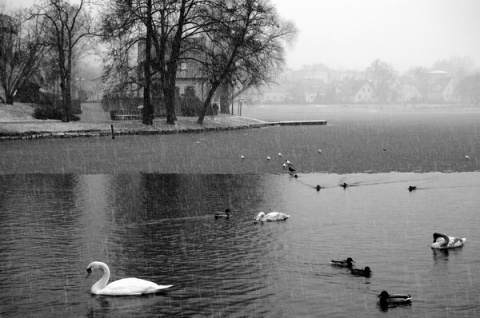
0, 6, 48, 105
32, 0, 95, 122
367, 59, 397, 103
195, 0, 297, 124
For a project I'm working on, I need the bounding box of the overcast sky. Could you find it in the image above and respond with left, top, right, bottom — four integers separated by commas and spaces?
274, 0, 480, 72
6, 0, 480, 73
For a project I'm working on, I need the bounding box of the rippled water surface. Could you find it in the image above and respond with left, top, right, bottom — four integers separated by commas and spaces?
1, 172, 480, 317
1, 105, 480, 317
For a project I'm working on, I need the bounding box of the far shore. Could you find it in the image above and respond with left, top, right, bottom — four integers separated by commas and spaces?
1, 101, 479, 141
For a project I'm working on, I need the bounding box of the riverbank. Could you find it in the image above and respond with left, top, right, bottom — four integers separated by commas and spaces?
0, 103, 275, 141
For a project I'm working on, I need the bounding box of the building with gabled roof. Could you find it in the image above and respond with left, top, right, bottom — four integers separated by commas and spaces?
396, 83, 423, 103
337, 79, 375, 103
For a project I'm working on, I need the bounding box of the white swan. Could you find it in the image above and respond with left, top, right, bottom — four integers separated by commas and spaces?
431, 233, 466, 249
86, 261, 173, 296
254, 211, 290, 223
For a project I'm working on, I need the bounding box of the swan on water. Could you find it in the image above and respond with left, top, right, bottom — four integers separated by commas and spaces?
86, 261, 172, 296
431, 233, 466, 249
254, 212, 290, 223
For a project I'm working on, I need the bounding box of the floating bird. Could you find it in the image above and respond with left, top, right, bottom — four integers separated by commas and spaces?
340, 182, 349, 189
254, 211, 290, 223
465, 155, 470, 160
315, 185, 322, 191
431, 232, 466, 249
282, 163, 287, 168
318, 149, 322, 153
267, 156, 271, 161
288, 166, 296, 175
86, 261, 172, 296
330, 257, 355, 268
278, 153, 283, 157
378, 291, 412, 305
408, 186, 417, 192
214, 209, 231, 219
350, 266, 372, 277
285, 159, 293, 166
241, 155, 245, 159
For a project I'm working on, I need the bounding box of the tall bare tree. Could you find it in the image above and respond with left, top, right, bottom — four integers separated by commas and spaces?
32, 0, 95, 122
0, 6, 48, 105
195, 0, 297, 124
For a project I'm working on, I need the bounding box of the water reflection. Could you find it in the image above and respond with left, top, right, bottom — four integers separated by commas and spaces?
1, 172, 480, 317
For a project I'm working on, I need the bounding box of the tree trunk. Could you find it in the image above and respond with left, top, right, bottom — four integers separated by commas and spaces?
219, 82, 230, 114
142, 0, 154, 125
197, 83, 220, 125
60, 81, 71, 122
5, 92, 14, 105
164, 81, 176, 125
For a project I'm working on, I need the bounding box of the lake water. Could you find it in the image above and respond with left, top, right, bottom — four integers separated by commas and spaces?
1, 104, 480, 317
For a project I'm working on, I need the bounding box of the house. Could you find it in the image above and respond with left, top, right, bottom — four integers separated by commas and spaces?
428, 77, 456, 103
302, 79, 328, 103
337, 80, 375, 103
396, 83, 422, 103
137, 36, 208, 101
261, 83, 290, 103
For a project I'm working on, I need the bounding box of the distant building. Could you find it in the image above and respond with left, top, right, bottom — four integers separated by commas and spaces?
396, 83, 422, 103
336, 80, 375, 103
137, 36, 208, 101
428, 77, 457, 103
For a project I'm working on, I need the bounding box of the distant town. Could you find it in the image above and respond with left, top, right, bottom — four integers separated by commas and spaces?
241, 60, 480, 106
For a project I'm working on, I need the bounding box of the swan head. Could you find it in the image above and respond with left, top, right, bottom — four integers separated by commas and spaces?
86, 261, 108, 278
254, 212, 266, 222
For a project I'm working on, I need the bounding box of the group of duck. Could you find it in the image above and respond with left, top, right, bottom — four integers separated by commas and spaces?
330, 232, 466, 307
330, 257, 408, 307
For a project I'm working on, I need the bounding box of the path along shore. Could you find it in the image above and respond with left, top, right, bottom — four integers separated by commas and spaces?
0, 103, 326, 141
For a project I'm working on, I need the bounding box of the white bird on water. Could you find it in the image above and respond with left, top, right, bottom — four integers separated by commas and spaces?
254, 211, 290, 223
86, 261, 173, 296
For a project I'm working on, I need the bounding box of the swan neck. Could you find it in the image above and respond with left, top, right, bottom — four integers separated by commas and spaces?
92, 263, 110, 293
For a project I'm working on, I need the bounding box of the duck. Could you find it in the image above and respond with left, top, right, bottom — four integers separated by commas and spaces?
288, 166, 296, 175
315, 185, 322, 191
431, 232, 466, 249
86, 261, 173, 296
349, 266, 372, 277
340, 182, 349, 189
378, 290, 412, 304
330, 257, 355, 268
254, 211, 290, 223
214, 209, 231, 219
408, 186, 417, 192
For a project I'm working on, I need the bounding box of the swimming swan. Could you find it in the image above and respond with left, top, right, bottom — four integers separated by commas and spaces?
431, 233, 466, 249
86, 261, 173, 295
254, 212, 290, 223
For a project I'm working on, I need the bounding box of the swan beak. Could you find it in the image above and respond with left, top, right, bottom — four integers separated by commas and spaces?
86, 268, 92, 279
